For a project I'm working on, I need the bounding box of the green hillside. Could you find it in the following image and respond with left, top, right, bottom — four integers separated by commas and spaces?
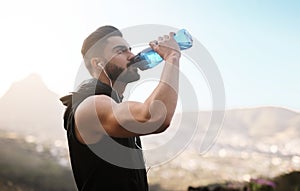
0, 134, 76, 191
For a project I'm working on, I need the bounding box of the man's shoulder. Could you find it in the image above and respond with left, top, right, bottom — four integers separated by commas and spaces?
75, 94, 115, 125
76, 94, 112, 111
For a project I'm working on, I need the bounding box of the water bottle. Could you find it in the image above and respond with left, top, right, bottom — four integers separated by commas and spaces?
127, 29, 193, 70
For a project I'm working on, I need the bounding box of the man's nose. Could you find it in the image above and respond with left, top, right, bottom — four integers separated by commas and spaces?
127, 51, 136, 61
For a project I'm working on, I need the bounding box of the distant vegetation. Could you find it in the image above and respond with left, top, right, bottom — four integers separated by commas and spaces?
0, 131, 171, 191
0, 132, 299, 191
0, 134, 76, 191
188, 171, 300, 191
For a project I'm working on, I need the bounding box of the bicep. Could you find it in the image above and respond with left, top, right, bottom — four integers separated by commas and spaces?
75, 95, 167, 138
98, 98, 165, 137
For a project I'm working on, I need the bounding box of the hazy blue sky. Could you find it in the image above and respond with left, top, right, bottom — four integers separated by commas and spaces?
0, 0, 299, 111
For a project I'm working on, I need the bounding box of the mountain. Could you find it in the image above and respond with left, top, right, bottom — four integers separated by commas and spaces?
218, 107, 300, 143
0, 73, 66, 141
144, 107, 300, 151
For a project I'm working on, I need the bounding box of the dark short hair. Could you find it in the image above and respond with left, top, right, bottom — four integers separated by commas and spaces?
81, 25, 122, 74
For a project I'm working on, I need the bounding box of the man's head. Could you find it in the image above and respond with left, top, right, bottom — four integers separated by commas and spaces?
81, 25, 140, 84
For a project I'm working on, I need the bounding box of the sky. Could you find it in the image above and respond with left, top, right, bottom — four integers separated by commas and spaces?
0, 0, 299, 111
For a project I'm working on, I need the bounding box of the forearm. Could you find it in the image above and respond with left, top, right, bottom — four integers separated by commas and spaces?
144, 56, 179, 128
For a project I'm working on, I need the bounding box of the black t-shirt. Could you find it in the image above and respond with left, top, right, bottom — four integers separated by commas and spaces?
60, 79, 148, 191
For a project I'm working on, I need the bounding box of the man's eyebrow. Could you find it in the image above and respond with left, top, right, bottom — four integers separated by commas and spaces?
112, 45, 131, 51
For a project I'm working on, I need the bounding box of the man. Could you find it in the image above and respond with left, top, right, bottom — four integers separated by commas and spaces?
60, 25, 181, 191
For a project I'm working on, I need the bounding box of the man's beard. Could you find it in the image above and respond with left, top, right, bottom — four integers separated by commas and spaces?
104, 62, 140, 83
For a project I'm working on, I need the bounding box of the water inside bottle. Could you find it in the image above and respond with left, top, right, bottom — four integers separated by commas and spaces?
174, 29, 193, 50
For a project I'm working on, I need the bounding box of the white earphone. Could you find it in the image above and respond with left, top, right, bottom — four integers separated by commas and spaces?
97, 62, 121, 102
97, 63, 113, 87
97, 62, 104, 68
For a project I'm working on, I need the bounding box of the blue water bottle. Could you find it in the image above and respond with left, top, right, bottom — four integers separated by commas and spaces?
127, 29, 193, 70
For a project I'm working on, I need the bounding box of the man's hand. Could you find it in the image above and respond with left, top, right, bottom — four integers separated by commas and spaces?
149, 32, 181, 62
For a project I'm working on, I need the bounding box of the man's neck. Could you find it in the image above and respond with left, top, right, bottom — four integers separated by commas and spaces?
112, 80, 127, 98
97, 76, 126, 97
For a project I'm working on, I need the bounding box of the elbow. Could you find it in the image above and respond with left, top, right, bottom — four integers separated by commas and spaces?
152, 111, 175, 134
154, 120, 171, 134
142, 105, 174, 134
163, 118, 172, 130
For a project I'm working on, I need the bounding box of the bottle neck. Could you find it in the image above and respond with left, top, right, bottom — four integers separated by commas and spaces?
127, 53, 149, 70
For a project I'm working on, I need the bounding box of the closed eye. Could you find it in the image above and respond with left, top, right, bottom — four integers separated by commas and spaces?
113, 46, 132, 54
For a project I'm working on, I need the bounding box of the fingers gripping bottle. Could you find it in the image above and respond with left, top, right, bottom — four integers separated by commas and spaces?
127, 29, 193, 70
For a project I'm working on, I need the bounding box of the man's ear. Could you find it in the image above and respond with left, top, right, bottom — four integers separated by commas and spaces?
90, 57, 99, 68
91, 57, 105, 69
